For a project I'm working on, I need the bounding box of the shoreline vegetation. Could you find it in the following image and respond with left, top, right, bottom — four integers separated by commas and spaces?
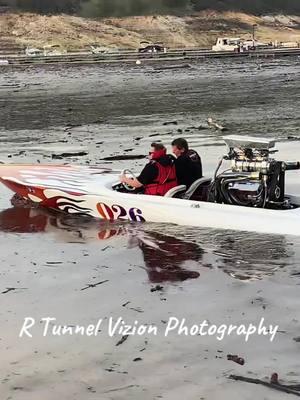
1, 0, 300, 17
0, 11, 299, 51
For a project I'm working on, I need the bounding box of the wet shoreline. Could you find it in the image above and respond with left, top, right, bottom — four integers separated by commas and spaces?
1, 46, 300, 68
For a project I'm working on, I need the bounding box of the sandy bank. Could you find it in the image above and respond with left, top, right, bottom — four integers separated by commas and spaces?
0, 11, 299, 51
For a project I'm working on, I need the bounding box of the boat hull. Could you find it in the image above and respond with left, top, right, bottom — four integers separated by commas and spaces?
1, 164, 300, 236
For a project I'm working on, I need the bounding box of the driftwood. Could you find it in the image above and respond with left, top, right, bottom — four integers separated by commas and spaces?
116, 335, 129, 346
227, 354, 245, 365
1, 287, 27, 294
229, 375, 300, 397
80, 280, 109, 291
52, 151, 88, 159
163, 121, 178, 126
154, 63, 191, 71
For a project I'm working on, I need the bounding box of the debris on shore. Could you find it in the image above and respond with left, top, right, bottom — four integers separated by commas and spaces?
154, 63, 191, 71
229, 373, 300, 397
116, 335, 129, 347
150, 285, 164, 293
163, 121, 178, 126
227, 354, 245, 365
52, 151, 88, 159
1, 287, 28, 295
80, 280, 109, 291
207, 117, 228, 131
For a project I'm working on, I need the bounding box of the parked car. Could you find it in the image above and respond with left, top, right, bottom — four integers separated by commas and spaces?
90, 44, 110, 54
25, 47, 43, 57
43, 45, 66, 56
138, 44, 166, 53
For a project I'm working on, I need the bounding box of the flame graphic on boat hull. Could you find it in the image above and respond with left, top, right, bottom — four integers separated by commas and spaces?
41, 195, 93, 217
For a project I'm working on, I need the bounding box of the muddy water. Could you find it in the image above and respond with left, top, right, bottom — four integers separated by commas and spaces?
0, 58, 300, 399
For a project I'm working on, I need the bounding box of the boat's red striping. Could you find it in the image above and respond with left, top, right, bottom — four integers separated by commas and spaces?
0, 178, 46, 201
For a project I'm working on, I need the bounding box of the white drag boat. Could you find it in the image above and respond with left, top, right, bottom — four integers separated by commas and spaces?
1, 135, 300, 236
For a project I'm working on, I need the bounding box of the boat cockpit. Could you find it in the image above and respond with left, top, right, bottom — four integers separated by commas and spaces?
113, 135, 300, 209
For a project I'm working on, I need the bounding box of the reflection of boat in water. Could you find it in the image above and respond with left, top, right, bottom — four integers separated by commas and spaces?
0, 207, 48, 233
0, 206, 125, 243
131, 230, 202, 283
0, 206, 294, 282
0, 207, 202, 283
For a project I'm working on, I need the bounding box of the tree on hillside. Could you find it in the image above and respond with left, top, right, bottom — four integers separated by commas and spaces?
80, 0, 190, 17
191, 0, 300, 14
80, 0, 300, 16
16, 0, 81, 13
0, 0, 16, 6
3, 0, 300, 15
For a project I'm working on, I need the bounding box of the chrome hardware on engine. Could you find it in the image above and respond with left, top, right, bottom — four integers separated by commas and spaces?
223, 135, 276, 175
209, 135, 296, 209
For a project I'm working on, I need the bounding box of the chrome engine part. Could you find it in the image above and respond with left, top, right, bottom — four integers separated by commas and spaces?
209, 135, 299, 209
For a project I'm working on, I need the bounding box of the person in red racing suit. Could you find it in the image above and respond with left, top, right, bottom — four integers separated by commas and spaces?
120, 143, 177, 196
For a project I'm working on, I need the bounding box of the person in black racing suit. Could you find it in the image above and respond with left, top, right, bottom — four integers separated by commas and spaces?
171, 138, 203, 188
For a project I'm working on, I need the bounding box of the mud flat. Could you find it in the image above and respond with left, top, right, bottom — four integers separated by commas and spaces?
0, 58, 300, 399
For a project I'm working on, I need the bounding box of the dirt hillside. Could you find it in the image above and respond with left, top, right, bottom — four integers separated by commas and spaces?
0, 11, 299, 51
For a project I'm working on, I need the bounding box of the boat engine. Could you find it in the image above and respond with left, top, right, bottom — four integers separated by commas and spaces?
209, 135, 300, 209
